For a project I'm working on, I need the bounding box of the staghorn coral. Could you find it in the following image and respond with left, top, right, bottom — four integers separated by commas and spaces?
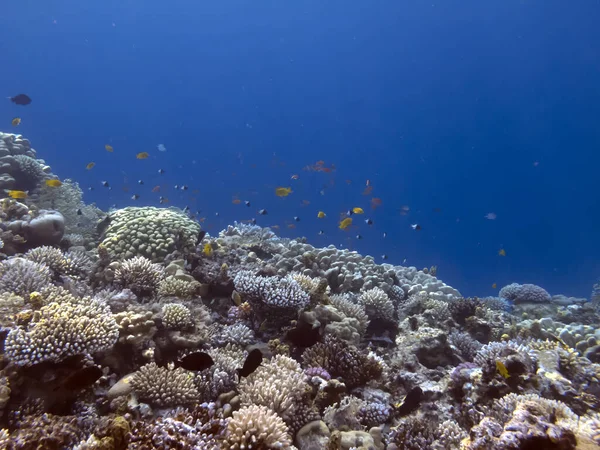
212, 323, 255, 347
238, 355, 308, 421
302, 335, 383, 388
162, 303, 193, 330
113, 256, 165, 297
4, 297, 119, 366
130, 362, 199, 407
0, 257, 52, 297
359, 287, 395, 321
100, 206, 201, 262
225, 405, 292, 449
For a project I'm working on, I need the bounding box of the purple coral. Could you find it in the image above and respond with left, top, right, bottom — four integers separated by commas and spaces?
304, 367, 331, 381
499, 283, 551, 304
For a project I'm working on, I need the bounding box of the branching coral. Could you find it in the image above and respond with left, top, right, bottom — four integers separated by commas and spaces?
359, 287, 395, 321
329, 293, 370, 336
158, 276, 200, 299
130, 362, 199, 407
238, 355, 308, 421
114, 256, 165, 297
302, 335, 383, 388
162, 303, 193, 330
225, 405, 292, 449
0, 257, 52, 297
25, 245, 91, 278
4, 297, 119, 366
233, 270, 310, 309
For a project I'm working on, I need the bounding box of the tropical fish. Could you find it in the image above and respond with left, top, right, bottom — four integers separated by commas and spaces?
136, 152, 149, 159
152, 185, 160, 192
411, 224, 421, 231
11, 117, 21, 126
157, 143, 167, 152
363, 185, 373, 196
231, 290, 242, 306
232, 198, 241, 205
293, 216, 300, 222
159, 196, 168, 204
101, 181, 110, 187
105, 144, 114, 152
352, 207, 364, 214
496, 360, 510, 379
236, 349, 263, 378
498, 249, 506, 257
5, 190, 27, 199
258, 209, 268, 215
275, 187, 292, 197
317, 211, 326, 218
45, 179, 62, 187
10, 94, 32, 105
286, 322, 320, 348
365, 218, 373, 225
492, 283, 497, 289
203, 243, 213, 257
158, 169, 165, 174
290, 174, 299, 180
179, 352, 214, 371
86, 162, 96, 170
396, 386, 423, 416
370, 197, 382, 209
131, 194, 140, 200
382, 254, 388, 260
59, 366, 103, 391
244, 200, 251, 207
339, 217, 352, 230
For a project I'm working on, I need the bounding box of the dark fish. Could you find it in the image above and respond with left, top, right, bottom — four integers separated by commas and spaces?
59, 366, 103, 391
356, 234, 362, 239
250, 218, 257, 225
346, 210, 354, 216
293, 216, 300, 222
237, 348, 263, 378
396, 386, 423, 416
96, 215, 111, 236
382, 254, 388, 260
10, 94, 32, 105
180, 185, 188, 191
196, 230, 207, 245
286, 322, 320, 348
365, 218, 373, 225
158, 169, 165, 174
101, 181, 110, 187
131, 194, 139, 200
179, 352, 214, 371
138, 180, 144, 185
318, 230, 324, 235
244, 201, 251, 207
258, 209, 267, 215
77, 209, 83, 216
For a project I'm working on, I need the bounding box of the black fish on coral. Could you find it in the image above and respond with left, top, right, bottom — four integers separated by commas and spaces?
395, 386, 423, 416
59, 365, 103, 391
179, 352, 214, 371
237, 348, 263, 378
10, 94, 32, 105
96, 215, 111, 236
196, 230, 207, 245
286, 321, 320, 348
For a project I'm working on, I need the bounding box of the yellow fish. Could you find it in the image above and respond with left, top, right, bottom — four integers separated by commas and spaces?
203, 243, 213, 257
339, 217, 352, 230
496, 360, 510, 379
275, 187, 292, 197
11, 117, 21, 127
498, 249, 506, 257
86, 162, 96, 170
6, 190, 28, 199
492, 283, 497, 289
317, 211, 326, 218
352, 207, 364, 214
105, 144, 114, 152
45, 179, 62, 187
136, 152, 149, 160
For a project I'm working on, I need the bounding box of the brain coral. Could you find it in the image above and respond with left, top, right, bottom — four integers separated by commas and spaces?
100, 207, 201, 262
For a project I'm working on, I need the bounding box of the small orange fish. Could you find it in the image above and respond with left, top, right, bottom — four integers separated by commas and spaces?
122, 186, 130, 192
498, 249, 506, 257
291, 174, 299, 180
152, 185, 161, 193
271, 225, 280, 230
45, 179, 62, 187
363, 185, 373, 196
192, 189, 200, 195
198, 217, 206, 223
232, 198, 241, 205
370, 197, 382, 209
86, 162, 96, 170
301, 200, 310, 206
105, 144, 114, 152
11, 117, 21, 127
5, 190, 27, 199
339, 217, 352, 230
136, 152, 149, 160
287, 223, 296, 229
345, 179, 352, 185
275, 187, 292, 197
492, 283, 497, 289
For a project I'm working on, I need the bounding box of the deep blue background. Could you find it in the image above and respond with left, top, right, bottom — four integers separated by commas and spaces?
2, 0, 599, 298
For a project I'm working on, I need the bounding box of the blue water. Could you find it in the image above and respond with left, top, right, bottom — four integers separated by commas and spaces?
2, 0, 599, 298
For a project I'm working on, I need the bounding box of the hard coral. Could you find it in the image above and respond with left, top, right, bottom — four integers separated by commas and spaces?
100, 206, 201, 262
359, 287, 395, 321
302, 335, 382, 388
130, 362, 199, 407
233, 270, 310, 309
0, 257, 52, 297
4, 297, 119, 366
238, 354, 308, 421
162, 303, 193, 330
499, 282, 551, 304
114, 256, 165, 298
225, 405, 292, 449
